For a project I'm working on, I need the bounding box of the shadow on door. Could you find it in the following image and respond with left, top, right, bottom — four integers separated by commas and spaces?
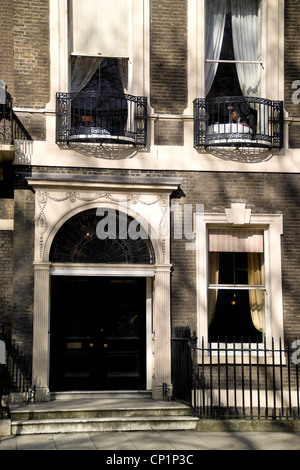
50, 276, 146, 391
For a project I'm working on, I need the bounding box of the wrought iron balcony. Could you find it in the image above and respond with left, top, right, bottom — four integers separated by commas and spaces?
194, 96, 284, 150
0, 91, 32, 146
56, 91, 147, 146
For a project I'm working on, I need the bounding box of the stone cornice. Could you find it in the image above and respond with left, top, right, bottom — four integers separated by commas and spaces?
27, 174, 183, 194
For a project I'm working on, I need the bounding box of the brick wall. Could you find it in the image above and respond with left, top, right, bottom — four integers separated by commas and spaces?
0, 231, 14, 329
13, 0, 50, 108
0, 0, 50, 140
0, 199, 14, 220
12, 188, 35, 357
285, 0, 300, 147
285, 0, 300, 116
0, 0, 50, 108
0, 0, 14, 96
150, 0, 187, 113
150, 0, 187, 145
0, 197, 14, 330
154, 120, 184, 146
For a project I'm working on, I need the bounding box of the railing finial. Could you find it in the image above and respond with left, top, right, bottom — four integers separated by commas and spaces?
188, 330, 198, 348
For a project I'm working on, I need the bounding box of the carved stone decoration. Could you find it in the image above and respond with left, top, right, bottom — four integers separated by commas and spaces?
36, 192, 48, 258
225, 203, 252, 225
35, 190, 169, 261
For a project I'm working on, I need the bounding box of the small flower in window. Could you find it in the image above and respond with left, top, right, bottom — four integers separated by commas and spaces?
227, 106, 234, 124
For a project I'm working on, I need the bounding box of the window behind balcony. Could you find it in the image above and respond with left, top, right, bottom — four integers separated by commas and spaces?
69, 0, 130, 138
206, 0, 262, 98
70, 0, 129, 93
70, 58, 128, 138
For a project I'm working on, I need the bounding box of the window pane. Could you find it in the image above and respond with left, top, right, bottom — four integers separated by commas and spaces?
220, 252, 248, 284
209, 252, 264, 285
208, 289, 264, 343
220, 5, 235, 61
208, 251, 265, 343
71, 57, 127, 94
205, 0, 261, 98
206, 62, 243, 98
70, 58, 128, 137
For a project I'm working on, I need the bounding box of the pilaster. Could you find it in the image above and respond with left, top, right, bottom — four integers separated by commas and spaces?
32, 262, 51, 401
152, 264, 172, 400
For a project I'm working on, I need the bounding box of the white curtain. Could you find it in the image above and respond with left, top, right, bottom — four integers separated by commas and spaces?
248, 253, 264, 332
208, 252, 220, 327
117, 59, 129, 94
71, 56, 102, 93
231, 0, 261, 97
205, 0, 227, 96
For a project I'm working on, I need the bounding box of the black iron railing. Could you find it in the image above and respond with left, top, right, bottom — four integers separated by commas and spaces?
0, 323, 34, 415
0, 93, 32, 145
194, 96, 284, 149
56, 91, 147, 146
187, 335, 300, 420
171, 327, 193, 404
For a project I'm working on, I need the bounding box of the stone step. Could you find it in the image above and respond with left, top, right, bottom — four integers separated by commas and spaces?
11, 405, 192, 421
50, 390, 153, 401
11, 415, 199, 435
10, 391, 197, 435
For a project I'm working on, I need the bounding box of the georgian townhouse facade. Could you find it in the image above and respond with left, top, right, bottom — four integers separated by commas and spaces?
1, 0, 300, 407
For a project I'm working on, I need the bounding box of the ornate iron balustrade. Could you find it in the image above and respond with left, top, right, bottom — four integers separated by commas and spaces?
0, 93, 32, 145
194, 96, 284, 149
56, 91, 147, 146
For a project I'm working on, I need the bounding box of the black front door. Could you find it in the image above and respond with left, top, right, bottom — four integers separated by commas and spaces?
50, 276, 146, 391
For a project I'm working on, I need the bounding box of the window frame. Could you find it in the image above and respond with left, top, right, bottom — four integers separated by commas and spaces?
51, 0, 150, 101
205, 0, 263, 98
207, 238, 266, 344
52, 0, 149, 145
68, 0, 131, 94
187, 0, 284, 113
194, 208, 284, 353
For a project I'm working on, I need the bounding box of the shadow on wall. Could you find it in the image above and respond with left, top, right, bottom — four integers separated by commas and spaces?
57, 142, 149, 160
196, 146, 281, 164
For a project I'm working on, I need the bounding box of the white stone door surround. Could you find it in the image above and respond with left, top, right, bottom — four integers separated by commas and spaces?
28, 174, 182, 401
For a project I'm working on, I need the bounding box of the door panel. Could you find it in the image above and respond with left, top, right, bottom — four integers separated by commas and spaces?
50, 276, 146, 391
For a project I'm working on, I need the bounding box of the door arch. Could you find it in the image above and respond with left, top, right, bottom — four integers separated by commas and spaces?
49, 208, 155, 264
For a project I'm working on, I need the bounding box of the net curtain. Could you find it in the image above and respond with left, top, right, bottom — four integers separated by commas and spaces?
71, 56, 102, 93
71, 57, 128, 94
205, 0, 261, 97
